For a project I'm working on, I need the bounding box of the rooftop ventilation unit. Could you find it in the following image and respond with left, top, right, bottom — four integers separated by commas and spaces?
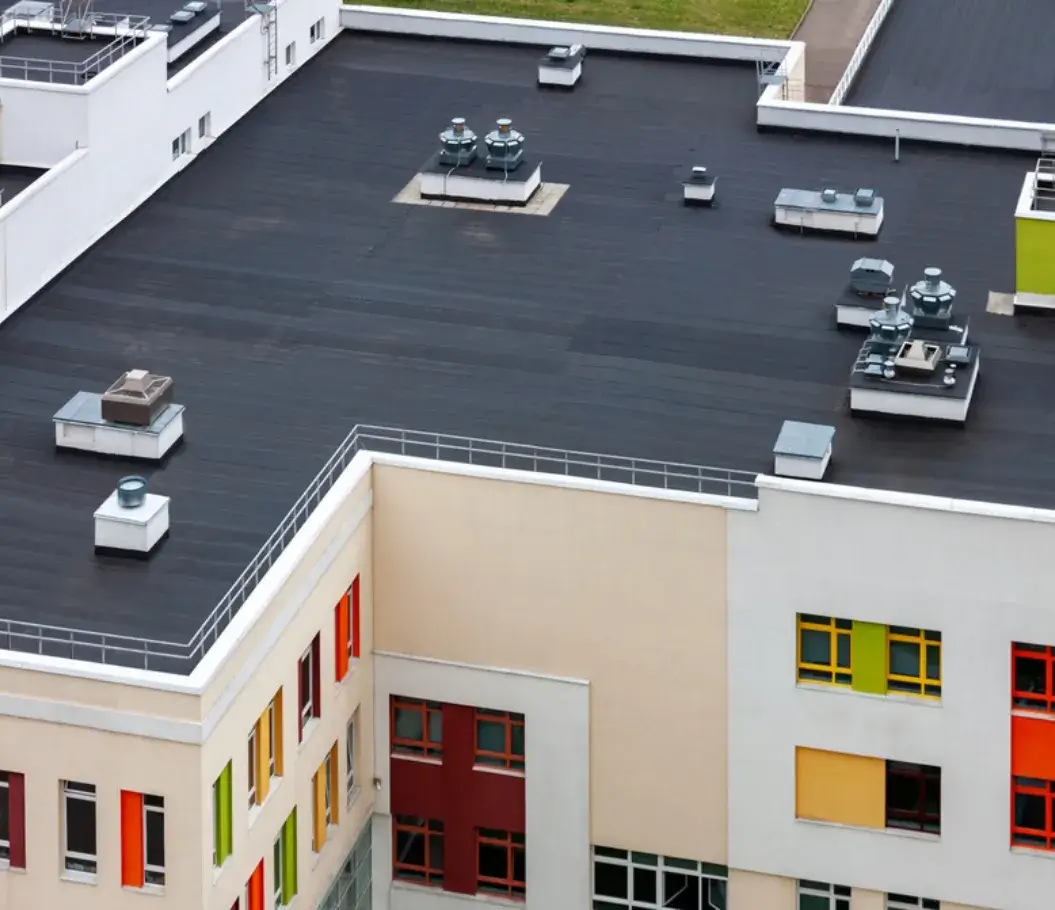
849, 258, 894, 297
169, 8, 194, 22
682, 166, 717, 207
94, 476, 170, 558
868, 295, 914, 349
484, 119, 524, 172
772, 420, 834, 481
437, 118, 477, 168
854, 188, 877, 207
906, 266, 958, 333
774, 186, 884, 238
101, 369, 174, 427
894, 339, 942, 374
538, 43, 585, 88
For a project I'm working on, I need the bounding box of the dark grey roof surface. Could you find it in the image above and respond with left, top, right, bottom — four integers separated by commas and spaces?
847, 0, 1055, 122
0, 33, 1047, 665
0, 166, 45, 203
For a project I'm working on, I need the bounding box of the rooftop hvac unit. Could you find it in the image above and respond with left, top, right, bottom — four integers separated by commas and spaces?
101, 369, 174, 427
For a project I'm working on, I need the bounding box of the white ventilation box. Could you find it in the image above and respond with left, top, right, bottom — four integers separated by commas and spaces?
773, 421, 834, 481
54, 391, 184, 461
94, 478, 170, 556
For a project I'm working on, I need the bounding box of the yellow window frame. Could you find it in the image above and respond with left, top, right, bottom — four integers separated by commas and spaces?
887, 626, 942, 697
797, 614, 852, 686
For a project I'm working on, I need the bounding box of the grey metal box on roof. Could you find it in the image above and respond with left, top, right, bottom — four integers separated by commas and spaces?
773, 421, 835, 459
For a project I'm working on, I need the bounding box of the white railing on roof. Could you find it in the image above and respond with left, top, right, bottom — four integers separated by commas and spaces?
0, 425, 757, 673
828, 0, 896, 106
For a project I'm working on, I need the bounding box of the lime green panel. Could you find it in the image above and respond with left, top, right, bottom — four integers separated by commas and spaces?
851, 622, 887, 694
1017, 217, 1055, 295
282, 807, 298, 902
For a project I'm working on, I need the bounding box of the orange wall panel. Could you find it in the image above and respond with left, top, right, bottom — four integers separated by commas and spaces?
796, 747, 885, 829
120, 790, 144, 888
1012, 716, 1055, 779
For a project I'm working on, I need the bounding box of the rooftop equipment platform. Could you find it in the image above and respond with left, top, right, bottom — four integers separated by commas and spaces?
774, 187, 884, 238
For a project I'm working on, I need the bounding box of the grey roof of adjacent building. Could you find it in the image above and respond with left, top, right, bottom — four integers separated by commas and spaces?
847, 0, 1055, 122
0, 33, 1046, 669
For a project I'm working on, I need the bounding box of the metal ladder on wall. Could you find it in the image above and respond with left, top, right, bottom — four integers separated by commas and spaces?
246, 0, 278, 79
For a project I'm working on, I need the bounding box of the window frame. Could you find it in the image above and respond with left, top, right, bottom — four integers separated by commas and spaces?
273, 832, 285, 907
474, 709, 525, 772
887, 626, 942, 697
885, 761, 941, 834
248, 725, 258, 808
1012, 642, 1055, 713
796, 614, 852, 686
62, 780, 98, 878
144, 795, 166, 887
798, 880, 851, 910
1012, 775, 1055, 849
299, 637, 321, 740
268, 693, 279, 778
591, 846, 728, 910
346, 712, 358, 802
477, 828, 525, 899
885, 895, 939, 910
284, 41, 295, 66
198, 112, 211, 139
324, 749, 334, 829
391, 697, 443, 759
0, 772, 8, 865
393, 815, 444, 887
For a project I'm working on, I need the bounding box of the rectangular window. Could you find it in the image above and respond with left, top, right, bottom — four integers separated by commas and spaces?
120, 792, 165, 888
171, 128, 191, 160
0, 771, 25, 869
346, 710, 358, 801
392, 697, 443, 759
475, 709, 525, 772
313, 743, 340, 852
299, 635, 321, 741
246, 860, 265, 910
249, 689, 283, 809
335, 576, 361, 681
63, 781, 97, 877
198, 112, 211, 139
885, 761, 940, 833
887, 626, 941, 697
309, 18, 325, 42
213, 761, 233, 867
797, 614, 852, 686
248, 725, 258, 808
1013, 643, 1055, 712
285, 41, 295, 66
477, 829, 525, 899
798, 880, 850, 910
886, 896, 939, 910
274, 809, 298, 907
394, 815, 444, 886
592, 847, 728, 909
269, 690, 283, 777
1012, 775, 1055, 849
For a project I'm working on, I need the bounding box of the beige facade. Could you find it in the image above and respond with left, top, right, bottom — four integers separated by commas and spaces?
371, 463, 730, 864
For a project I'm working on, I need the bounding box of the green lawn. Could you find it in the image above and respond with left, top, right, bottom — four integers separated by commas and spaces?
355, 0, 810, 39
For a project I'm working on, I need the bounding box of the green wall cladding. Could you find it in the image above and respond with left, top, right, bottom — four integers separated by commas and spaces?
1017, 216, 1055, 295
282, 807, 298, 903
851, 622, 887, 695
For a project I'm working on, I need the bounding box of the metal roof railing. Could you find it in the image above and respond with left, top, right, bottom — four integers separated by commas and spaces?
0, 425, 757, 673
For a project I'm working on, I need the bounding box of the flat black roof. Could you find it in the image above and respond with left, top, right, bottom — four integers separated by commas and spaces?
0, 165, 45, 203
0, 33, 1046, 668
848, 0, 1055, 122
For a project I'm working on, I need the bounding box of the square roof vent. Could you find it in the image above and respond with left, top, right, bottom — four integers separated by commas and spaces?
170, 8, 194, 22
184, 0, 207, 9
894, 339, 941, 374
101, 369, 174, 427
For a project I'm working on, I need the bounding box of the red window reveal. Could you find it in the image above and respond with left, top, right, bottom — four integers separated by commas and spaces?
476, 829, 525, 900
393, 816, 444, 886
474, 710, 525, 772
335, 576, 361, 682
392, 698, 443, 759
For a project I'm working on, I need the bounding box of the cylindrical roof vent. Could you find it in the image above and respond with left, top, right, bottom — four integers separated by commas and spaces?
116, 476, 148, 509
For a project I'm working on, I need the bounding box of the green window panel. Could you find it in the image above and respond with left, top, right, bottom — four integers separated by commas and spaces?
851, 622, 887, 695
282, 807, 298, 903
214, 761, 233, 866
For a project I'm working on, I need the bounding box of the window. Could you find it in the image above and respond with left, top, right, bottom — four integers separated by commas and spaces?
309, 18, 325, 42
394, 816, 444, 886
62, 781, 98, 878
798, 881, 850, 910
274, 809, 298, 907
592, 846, 727, 909
120, 791, 165, 888
1013, 643, 1055, 712
335, 576, 361, 682
392, 697, 443, 759
171, 128, 191, 161
198, 112, 211, 139
887, 627, 941, 697
477, 829, 525, 899
285, 41, 295, 66
1012, 776, 1055, 849
299, 635, 321, 741
268, 690, 283, 777
346, 711, 359, 801
886, 896, 939, 910
248, 725, 258, 808
246, 860, 265, 910
0, 771, 25, 869
313, 743, 340, 852
797, 614, 851, 686
249, 690, 284, 808
213, 762, 233, 867
475, 709, 525, 771
885, 761, 940, 833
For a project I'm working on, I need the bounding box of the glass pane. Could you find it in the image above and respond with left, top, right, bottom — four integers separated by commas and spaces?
633, 866, 657, 903
1015, 656, 1047, 694
66, 796, 97, 855
477, 721, 506, 754
396, 830, 424, 867
0, 786, 8, 843
594, 862, 628, 898
631, 852, 658, 865
886, 772, 920, 813
429, 834, 444, 870
146, 810, 165, 868
800, 896, 831, 910
800, 629, 831, 665
664, 872, 698, 909
800, 614, 830, 625
512, 846, 525, 883
511, 724, 525, 757
594, 847, 628, 859
394, 709, 422, 742
889, 640, 920, 677
925, 645, 941, 681
478, 841, 507, 879
836, 634, 851, 669
428, 710, 443, 744
707, 878, 727, 910
299, 657, 311, 709
1014, 792, 1044, 829
274, 839, 282, 893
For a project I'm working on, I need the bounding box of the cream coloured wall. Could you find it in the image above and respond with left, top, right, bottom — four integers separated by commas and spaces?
853, 888, 884, 910
728, 869, 795, 909
371, 461, 730, 864
0, 719, 201, 910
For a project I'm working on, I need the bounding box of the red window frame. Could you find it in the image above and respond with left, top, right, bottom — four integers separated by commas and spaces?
391, 698, 443, 758
0, 770, 26, 869
334, 576, 361, 682
476, 828, 525, 900
1012, 776, 1055, 850
298, 635, 321, 743
1013, 643, 1055, 713
885, 762, 941, 834
393, 815, 444, 886
474, 709, 525, 771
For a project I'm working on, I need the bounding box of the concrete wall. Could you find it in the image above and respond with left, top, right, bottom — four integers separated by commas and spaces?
0, 80, 88, 166
727, 475, 1055, 910
370, 458, 734, 863
371, 652, 589, 910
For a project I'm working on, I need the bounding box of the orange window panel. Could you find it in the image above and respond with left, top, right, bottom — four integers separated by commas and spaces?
247, 859, 265, 910
120, 790, 145, 888
1012, 715, 1055, 779
335, 594, 350, 682
795, 747, 885, 829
